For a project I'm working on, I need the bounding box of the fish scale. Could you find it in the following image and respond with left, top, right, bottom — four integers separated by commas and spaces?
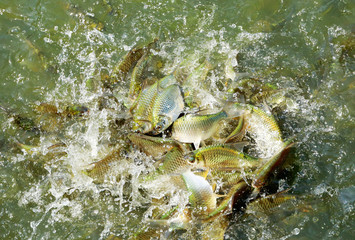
130, 75, 176, 133
172, 110, 228, 149
189, 145, 260, 170
247, 194, 296, 213
158, 146, 191, 174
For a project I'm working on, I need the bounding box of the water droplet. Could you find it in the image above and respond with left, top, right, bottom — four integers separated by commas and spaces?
292, 228, 300, 235
8, 26, 20, 35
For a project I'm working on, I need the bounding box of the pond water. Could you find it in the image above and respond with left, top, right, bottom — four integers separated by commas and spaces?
0, 0, 354, 239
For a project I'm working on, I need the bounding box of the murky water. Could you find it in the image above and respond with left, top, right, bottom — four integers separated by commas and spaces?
0, 0, 354, 239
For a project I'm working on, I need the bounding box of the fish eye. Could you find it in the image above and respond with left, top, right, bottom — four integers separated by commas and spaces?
154, 119, 167, 133
185, 154, 195, 163
155, 123, 162, 130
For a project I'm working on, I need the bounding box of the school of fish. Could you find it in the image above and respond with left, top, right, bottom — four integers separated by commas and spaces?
108, 39, 298, 239
2, 36, 304, 240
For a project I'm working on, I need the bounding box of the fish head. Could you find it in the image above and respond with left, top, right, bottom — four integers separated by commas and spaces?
152, 116, 171, 134
183, 152, 204, 168
131, 120, 152, 133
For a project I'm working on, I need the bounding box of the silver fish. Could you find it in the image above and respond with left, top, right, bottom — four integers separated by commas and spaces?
130, 75, 176, 133
152, 84, 184, 134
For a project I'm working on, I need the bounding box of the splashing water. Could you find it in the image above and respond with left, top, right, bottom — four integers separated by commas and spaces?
0, 0, 354, 239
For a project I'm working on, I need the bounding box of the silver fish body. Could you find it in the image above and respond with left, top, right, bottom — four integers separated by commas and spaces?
152, 84, 184, 134
182, 171, 216, 217
130, 75, 176, 133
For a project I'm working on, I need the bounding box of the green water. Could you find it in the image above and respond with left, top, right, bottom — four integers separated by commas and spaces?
0, 0, 354, 239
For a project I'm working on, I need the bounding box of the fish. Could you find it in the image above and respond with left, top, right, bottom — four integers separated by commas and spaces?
35, 103, 89, 118
246, 191, 296, 213
34, 103, 89, 132
208, 169, 242, 189
246, 104, 282, 142
35, 103, 59, 115
199, 214, 230, 240
172, 52, 200, 82
129, 227, 161, 240
64, 105, 89, 117
204, 180, 250, 221
141, 145, 192, 183
182, 171, 217, 217
224, 115, 246, 143
157, 146, 192, 174
233, 103, 281, 138
182, 61, 212, 87
252, 138, 295, 190
226, 78, 279, 105
21, 36, 50, 72
128, 133, 182, 158
171, 110, 228, 149
0, 104, 40, 132
15, 142, 67, 161
129, 52, 152, 100
130, 74, 176, 133
131, 207, 187, 239
151, 84, 184, 134
34, 103, 61, 132
185, 144, 260, 171
104, 38, 158, 88
84, 149, 123, 183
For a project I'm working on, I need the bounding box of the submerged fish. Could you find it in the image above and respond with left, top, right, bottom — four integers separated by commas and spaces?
33, 103, 89, 132
185, 145, 260, 171
152, 84, 184, 134
130, 75, 176, 133
66, 3, 105, 31
105, 38, 158, 88
247, 192, 296, 213
35, 103, 89, 118
64, 105, 89, 117
129, 52, 152, 100
128, 133, 182, 158
171, 110, 228, 149
182, 171, 217, 217
0, 104, 39, 132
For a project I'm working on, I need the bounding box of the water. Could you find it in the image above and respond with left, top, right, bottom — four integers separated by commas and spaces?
0, 0, 354, 239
